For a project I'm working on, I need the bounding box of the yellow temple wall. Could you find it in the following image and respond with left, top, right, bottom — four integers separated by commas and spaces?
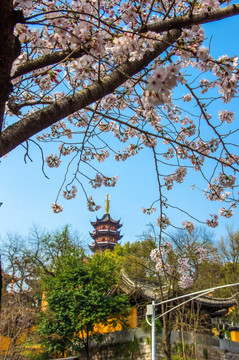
0, 306, 137, 354
231, 331, 239, 342
87, 307, 137, 335
0, 336, 10, 353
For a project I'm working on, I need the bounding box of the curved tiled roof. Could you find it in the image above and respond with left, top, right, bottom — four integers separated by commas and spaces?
120, 270, 239, 314
196, 294, 238, 308
91, 213, 122, 228
120, 270, 165, 300
90, 229, 123, 240
89, 241, 117, 252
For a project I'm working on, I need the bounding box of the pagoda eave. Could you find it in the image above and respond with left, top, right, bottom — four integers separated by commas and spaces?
89, 241, 117, 253
91, 214, 122, 228
90, 232, 123, 240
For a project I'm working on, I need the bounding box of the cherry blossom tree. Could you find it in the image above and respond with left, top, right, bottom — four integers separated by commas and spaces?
119, 225, 214, 359
1, 0, 239, 232
149, 225, 218, 360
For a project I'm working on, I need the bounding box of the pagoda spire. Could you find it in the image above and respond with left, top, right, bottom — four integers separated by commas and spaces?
105, 194, 110, 214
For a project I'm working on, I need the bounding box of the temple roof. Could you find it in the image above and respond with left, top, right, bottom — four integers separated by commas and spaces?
196, 294, 238, 316
91, 213, 122, 228
90, 229, 123, 240
120, 270, 164, 300
89, 241, 117, 252
119, 270, 239, 316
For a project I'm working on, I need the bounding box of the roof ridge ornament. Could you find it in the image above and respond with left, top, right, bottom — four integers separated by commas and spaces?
105, 194, 110, 214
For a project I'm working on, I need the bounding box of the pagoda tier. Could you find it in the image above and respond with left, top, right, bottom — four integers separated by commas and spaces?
89, 196, 123, 253
90, 228, 123, 241
91, 213, 122, 229
89, 240, 118, 253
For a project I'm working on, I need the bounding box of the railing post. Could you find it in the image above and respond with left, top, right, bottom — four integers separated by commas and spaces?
152, 300, 156, 360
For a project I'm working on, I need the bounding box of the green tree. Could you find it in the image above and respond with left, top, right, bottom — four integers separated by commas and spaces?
220, 227, 239, 272
1, 225, 86, 292
217, 227, 239, 298
0, 225, 86, 359
38, 251, 130, 360
115, 236, 157, 282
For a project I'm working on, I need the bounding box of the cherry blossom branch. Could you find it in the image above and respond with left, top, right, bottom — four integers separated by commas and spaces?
12, 46, 87, 79
0, 29, 181, 156
185, 83, 234, 161
166, 203, 206, 224
14, 5, 239, 83
84, 107, 238, 171
28, 139, 49, 179
152, 146, 164, 241
140, 4, 239, 33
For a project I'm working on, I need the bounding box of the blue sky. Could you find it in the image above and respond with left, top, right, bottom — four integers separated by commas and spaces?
1, 13, 239, 248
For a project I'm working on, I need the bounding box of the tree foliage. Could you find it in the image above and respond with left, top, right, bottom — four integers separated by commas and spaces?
0, 225, 86, 359
38, 251, 130, 359
218, 227, 239, 296
115, 237, 157, 282
1, 0, 239, 233
2, 224, 239, 360
1, 226, 129, 359
122, 225, 221, 360
1, 225, 85, 292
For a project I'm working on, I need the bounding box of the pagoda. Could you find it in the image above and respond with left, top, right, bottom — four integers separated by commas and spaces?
89, 195, 123, 253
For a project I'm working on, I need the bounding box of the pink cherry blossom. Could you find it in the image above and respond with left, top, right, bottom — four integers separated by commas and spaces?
15, 0, 33, 9
218, 207, 234, 218
142, 207, 156, 215
51, 203, 63, 213
182, 221, 195, 234
206, 214, 219, 228
183, 93, 193, 102
196, 246, 208, 262
87, 196, 101, 212
218, 173, 236, 188
150, 248, 161, 263
164, 241, 173, 254
178, 258, 191, 273
46, 154, 62, 168
63, 185, 77, 200
164, 167, 187, 190
145, 63, 183, 106
157, 215, 171, 229
179, 274, 194, 289
218, 110, 234, 123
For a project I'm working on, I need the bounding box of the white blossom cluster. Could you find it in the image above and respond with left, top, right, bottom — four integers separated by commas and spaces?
151, 242, 209, 290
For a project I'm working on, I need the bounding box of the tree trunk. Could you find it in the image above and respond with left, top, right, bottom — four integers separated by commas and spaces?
0, 1, 24, 131
85, 331, 91, 360
163, 311, 172, 360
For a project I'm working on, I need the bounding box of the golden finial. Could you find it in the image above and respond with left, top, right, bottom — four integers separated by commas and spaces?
105, 194, 110, 214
